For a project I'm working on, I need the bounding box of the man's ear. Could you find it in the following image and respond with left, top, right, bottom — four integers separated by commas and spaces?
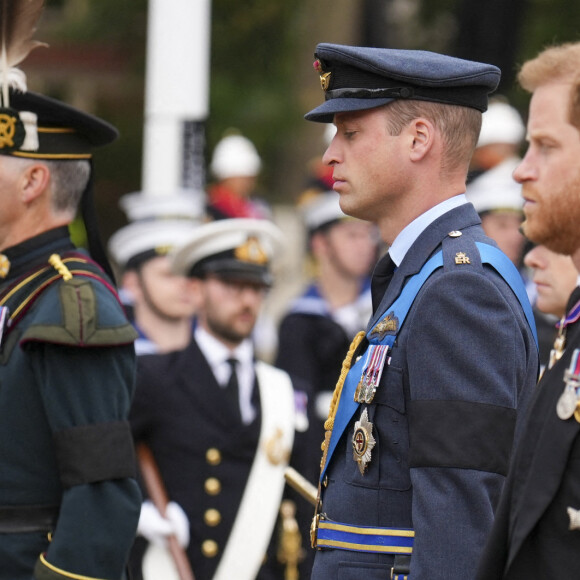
20, 163, 50, 204
408, 118, 435, 162
121, 270, 143, 302
310, 231, 329, 259
189, 278, 206, 311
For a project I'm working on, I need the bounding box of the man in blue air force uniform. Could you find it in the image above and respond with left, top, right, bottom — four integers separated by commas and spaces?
304, 44, 539, 579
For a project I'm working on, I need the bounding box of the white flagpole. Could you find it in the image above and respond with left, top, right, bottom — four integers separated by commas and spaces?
142, 0, 211, 198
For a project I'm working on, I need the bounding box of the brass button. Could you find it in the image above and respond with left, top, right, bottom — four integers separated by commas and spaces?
0, 254, 11, 278
201, 539, 219, 558
204, 508, 221, 527
448, 230, 462, 238
323, 475, 329, 487
204, 477, 221, 496
206, 448, 222, 466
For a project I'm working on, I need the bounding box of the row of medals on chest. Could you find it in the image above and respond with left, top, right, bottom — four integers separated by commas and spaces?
350, 313, 580, 474
552, 315, 580, 422
351, 341, 390, 475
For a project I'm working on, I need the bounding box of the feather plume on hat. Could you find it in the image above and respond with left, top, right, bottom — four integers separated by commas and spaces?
0, 0, 47, 106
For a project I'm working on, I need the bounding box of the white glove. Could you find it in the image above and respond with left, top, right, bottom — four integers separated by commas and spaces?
137, 500, 190, 549
165, 501, 190, 548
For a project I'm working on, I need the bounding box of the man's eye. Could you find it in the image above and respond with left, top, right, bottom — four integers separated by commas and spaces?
536, 141, 555, 152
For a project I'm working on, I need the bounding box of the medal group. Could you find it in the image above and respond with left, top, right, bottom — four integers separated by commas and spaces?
554, 299, 580, 422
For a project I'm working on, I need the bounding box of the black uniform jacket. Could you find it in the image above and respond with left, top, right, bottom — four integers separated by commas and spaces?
130, 337, 299, 580
477, 286, 580, 579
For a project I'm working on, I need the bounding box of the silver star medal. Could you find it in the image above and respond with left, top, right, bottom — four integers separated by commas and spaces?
557, 349, 580, 420
352, 408, 376, 475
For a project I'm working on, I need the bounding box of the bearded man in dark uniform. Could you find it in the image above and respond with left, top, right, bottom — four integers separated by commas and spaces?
476, 41, 580, 580
129, 218, 305, 580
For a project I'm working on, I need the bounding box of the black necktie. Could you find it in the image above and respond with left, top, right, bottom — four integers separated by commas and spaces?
371, 253, 396, 312
225, 358, 242, 423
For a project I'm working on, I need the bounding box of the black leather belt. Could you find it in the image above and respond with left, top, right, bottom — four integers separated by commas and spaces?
0, 505, 59, 533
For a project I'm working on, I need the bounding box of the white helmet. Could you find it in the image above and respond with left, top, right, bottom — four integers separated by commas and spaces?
477, 100, 525, 148
210, 134, 262, 179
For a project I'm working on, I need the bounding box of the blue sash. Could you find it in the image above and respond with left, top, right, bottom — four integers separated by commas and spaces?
321, 242, 538, 481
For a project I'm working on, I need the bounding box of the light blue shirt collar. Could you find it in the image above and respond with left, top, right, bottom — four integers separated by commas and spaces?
388, 195, 468, 266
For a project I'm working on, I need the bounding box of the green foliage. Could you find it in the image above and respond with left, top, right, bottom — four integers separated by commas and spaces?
517, 0, 580, 62
40, 0, 580, 210
511, 0, 580, 114
209, 0, 305, 193
48, 0, 149, 45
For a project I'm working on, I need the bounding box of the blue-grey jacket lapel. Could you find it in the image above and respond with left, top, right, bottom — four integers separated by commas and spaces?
368, 203, 482, 329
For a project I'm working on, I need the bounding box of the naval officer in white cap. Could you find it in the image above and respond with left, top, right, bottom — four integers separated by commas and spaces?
129, 218, 306, 580
108, 191, 203, 355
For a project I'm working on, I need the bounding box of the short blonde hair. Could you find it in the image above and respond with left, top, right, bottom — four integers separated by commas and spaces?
384, 99, 482, 177
518, 42, 580, 129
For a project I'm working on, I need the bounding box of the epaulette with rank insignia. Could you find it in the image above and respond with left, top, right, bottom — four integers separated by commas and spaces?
0, 252, 137, 348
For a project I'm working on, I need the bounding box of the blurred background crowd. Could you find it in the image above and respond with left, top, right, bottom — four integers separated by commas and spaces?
16, 2, 580, 578
24, 0, 580, 236
20, 0, 580, 362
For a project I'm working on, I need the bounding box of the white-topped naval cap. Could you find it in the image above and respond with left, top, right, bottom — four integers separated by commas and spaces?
466, 158, 523, 214
108, 219, 201, 269
171, 218, 284, 284
300, 191, 349, 233
477, 101, 525, 148
210, 134, 262, 180
119, 189, 205, 222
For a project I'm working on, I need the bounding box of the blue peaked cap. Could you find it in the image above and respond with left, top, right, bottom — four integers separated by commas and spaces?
305, 43, 501, 123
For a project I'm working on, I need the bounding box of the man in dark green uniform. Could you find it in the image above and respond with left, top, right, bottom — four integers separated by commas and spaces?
0, 31, 141, 580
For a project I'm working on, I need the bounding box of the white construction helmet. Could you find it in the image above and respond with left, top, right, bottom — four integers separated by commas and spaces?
210, 133, 262, 179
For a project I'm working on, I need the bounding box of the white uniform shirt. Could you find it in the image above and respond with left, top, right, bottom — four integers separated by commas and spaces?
194, 325, 257, 424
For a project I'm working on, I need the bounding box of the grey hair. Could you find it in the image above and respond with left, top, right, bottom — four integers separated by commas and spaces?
44, 160, 91, 215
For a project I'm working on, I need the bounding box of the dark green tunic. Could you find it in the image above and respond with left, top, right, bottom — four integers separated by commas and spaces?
0, 228, 141, 580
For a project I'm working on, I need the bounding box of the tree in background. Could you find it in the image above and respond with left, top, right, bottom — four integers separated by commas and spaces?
24, 0, 580, 244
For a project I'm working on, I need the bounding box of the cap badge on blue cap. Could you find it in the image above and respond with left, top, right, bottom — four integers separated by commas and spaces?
234, 236, 268, 265
314, 60, 331, 91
